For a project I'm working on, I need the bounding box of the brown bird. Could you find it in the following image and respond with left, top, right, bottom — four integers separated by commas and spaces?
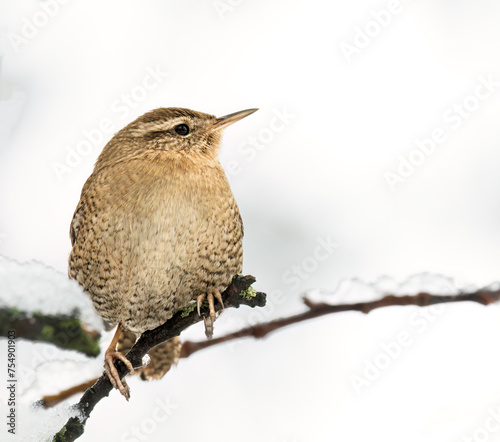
68, 107, 257, 398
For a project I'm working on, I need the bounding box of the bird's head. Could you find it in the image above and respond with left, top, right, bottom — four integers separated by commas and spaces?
97, 107, 258, 169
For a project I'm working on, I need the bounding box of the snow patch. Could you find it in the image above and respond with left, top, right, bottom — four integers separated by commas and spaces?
0, 255, 103, 332
19, 402, 83, 442
307, 272, 466, 304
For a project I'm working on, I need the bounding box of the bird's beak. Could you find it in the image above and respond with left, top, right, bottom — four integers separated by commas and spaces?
211, 108, 258, 131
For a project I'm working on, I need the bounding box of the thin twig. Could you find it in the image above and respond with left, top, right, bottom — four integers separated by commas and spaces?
39, 379, 99, 409
180, 287, 500, 357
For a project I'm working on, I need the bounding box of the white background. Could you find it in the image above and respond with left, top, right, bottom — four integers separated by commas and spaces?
1, 0, 500, 441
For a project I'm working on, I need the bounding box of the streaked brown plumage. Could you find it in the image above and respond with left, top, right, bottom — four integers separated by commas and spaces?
68, 107, 257, 397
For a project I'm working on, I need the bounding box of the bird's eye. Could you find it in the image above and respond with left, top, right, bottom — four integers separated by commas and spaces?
174, 124, 190, 136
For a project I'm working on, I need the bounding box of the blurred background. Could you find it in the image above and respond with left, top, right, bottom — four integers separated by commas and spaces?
1, 0, 500, 441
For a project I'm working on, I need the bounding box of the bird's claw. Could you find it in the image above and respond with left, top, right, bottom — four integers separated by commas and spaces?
197, 290, 224, 339
104, 350, 135, 401
204, 316, 214, 339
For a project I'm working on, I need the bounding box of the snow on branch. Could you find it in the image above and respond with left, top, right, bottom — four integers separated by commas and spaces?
0, 256, 104, 357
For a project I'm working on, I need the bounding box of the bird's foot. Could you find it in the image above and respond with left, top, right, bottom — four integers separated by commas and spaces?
197, 290, 224, 339
104, 349, 135, 400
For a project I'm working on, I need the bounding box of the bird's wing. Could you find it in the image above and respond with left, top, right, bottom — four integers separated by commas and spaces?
69, 175, 94, 247
69, 204, 83, 247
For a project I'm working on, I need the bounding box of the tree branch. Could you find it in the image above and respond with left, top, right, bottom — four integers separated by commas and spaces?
180, 287, 500, 357
52, 274, 266, 442
0, 308, 100, 357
